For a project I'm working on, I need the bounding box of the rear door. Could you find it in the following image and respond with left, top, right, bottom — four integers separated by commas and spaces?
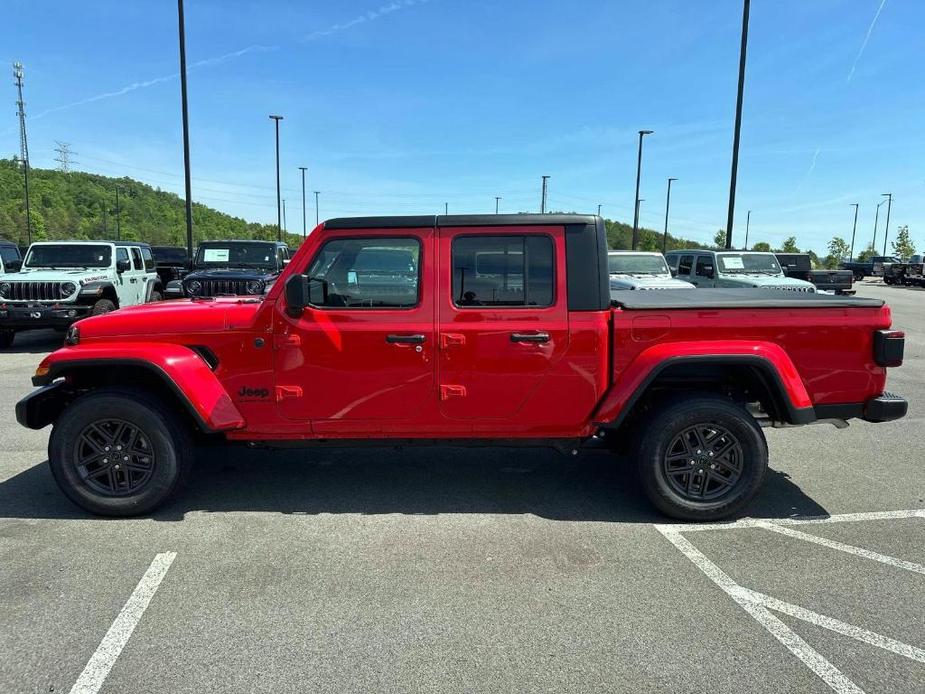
436, 225, 568, 419
274, 228, 436, 429
676, 254, 695, 283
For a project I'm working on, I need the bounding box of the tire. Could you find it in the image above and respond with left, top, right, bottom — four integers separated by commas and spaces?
636, 395, 768, 521
854, 272, 864, 282
91, 298, 116, 315
48, 387, 193, 516
149, 290, 164, 303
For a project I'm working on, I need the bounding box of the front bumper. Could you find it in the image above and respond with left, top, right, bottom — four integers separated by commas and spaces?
0, 303, 92, 329
863, 392, 908, 423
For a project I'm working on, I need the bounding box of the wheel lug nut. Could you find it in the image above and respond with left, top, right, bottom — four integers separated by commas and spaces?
102, 458, 108, 464
123, 456, 129, 461
104, 446, 110, 451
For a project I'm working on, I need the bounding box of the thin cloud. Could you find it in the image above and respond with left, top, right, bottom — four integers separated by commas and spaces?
25, 1, 431, 123
303, 0, 429, 41
794, 145, 822, 192
847, 0, 888, 84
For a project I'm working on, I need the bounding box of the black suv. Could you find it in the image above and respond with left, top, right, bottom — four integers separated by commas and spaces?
165, 240, 290, 298
0, 240, 23, 273
151, 246, 192, 286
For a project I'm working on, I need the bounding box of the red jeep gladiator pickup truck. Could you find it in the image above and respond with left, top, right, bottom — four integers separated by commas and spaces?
16, 215, 907, 520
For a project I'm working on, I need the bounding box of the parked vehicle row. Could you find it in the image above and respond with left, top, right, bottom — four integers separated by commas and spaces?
839, 256, 900, 280
775, 253, 854, 294
665, 250, 817, 292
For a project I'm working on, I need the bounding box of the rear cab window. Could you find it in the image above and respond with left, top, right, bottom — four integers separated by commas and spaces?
451, 235, 554, 307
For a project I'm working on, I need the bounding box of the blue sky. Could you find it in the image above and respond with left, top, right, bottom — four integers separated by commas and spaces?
3, 0, 923, 254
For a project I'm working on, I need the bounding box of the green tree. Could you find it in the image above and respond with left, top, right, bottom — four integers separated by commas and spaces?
856, 244, 877, 262
891, 225, 915, 259
778, 236, 799, 253
713, 229, 726, 248
822, 236, 851, 268
751, 241, 772, 252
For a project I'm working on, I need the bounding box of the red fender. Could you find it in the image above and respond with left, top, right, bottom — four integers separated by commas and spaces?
593, 340, 813, 426
33, 343, 245, 432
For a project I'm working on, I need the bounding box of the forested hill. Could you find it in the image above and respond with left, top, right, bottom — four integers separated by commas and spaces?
1, 158, 709, 251
0, 159, 303, 248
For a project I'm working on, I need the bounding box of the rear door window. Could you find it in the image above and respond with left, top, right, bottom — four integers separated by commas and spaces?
695, 256, 713, 276
452, 235, 554, 307
141, 247, 156, 271
678, 255, 694, 276
130, 247, 144, 271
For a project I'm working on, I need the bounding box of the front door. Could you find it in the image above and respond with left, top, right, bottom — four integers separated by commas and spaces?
436, 226, 569, 420
693, 254, 716, 287
274, 229, 436, 432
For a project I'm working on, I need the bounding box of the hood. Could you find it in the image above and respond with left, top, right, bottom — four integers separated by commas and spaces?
610, 275, 695, 290
12, 268, 113, 283
185, 267, 277, 282
722, 274, 814, 288
77, 297, 263, 339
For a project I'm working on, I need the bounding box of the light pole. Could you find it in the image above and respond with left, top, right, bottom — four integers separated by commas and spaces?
597, 204, 602, 216
632, 129, 654, 250
635, 199, 645, 244
269, 115, 284, 241
662, 178, 677, 254
849, 203, 859, 260
540, 175, 550, 213
282, 198, 287, 232
177, 1, 195, 261
495, 196, 501, 214
872, 199, 885, 253
444, 202, 448, 215
299, 167, 307, 238
314, 191, 320, 226
744, 210, 751, 250
881, 193, 892, 255
724, 0, 750, 250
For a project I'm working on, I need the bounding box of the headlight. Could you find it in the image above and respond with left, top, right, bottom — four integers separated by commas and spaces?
186, 280, 202, 296
0, 281, 10, 298
64, 324, 80, 346
246, 280, 265, 294
60, 281, 77, 297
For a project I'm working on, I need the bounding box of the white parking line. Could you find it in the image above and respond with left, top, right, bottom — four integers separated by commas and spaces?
732, 586, 925, 664
655, 508, 925, 533
69, 552, 176, 694
658, 528, 863, 694
754, 520, 925, 575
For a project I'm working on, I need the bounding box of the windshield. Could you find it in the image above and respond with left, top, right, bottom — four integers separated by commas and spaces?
717, 253, 782, 275
24, 244, 112, 269
608, 254, 670, 275
195, 243, 276, 268
153, 247, 189, 263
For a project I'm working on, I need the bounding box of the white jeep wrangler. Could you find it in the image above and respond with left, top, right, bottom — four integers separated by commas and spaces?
0, 241, 161, 348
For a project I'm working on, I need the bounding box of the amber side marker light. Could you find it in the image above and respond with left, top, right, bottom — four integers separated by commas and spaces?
34, 366, 50, 379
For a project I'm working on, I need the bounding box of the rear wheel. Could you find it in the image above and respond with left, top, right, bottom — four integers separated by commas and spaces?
636, 395, 768, 521
91, 298, 116, 315
0, 329, 14, 349
48, 388, 193, 516
854, 271, 864, 281
149, 290, 164, 302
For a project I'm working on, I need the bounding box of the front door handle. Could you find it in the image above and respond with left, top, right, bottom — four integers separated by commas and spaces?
510, 332, 550, 343
386, 334, 426, 344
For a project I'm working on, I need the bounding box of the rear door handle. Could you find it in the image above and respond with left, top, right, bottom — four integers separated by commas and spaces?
386, 334, 426, 344
510, 332, 550, 343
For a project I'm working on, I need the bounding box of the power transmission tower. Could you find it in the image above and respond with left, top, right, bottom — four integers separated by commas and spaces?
54, 141, 76, 172
13, 62, 32, 245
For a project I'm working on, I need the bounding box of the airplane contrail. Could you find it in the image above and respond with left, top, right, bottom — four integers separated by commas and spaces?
23, 0, 431, 124
847, 0, 888, 84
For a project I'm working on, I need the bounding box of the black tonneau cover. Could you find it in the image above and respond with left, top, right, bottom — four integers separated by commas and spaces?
611, 288, 884, 310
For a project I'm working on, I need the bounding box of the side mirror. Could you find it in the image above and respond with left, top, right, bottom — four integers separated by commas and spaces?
285, 274, 328, 317
116, 259, 131, 273
5, 260, 22, 272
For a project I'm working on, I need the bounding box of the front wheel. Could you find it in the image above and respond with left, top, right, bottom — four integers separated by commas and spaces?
636, 395, 768, 521
0, 329, 14, 349
48, 388, 193, 516
91, 298, 116, 315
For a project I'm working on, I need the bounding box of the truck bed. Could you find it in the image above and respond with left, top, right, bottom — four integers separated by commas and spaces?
611, 288, 883, 310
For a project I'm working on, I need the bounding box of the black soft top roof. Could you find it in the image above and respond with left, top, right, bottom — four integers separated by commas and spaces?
611, 288, 884, 310
324, 214, 598, 230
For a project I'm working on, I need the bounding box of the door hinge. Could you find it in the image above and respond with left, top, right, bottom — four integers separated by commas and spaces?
440, 384, 467, 400
275, 385, 303, 401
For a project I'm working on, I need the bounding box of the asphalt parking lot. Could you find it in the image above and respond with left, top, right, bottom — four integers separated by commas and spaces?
1, 280, 923, 694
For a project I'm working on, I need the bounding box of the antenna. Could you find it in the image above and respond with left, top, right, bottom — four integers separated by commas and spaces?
13, 61, 32, 245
